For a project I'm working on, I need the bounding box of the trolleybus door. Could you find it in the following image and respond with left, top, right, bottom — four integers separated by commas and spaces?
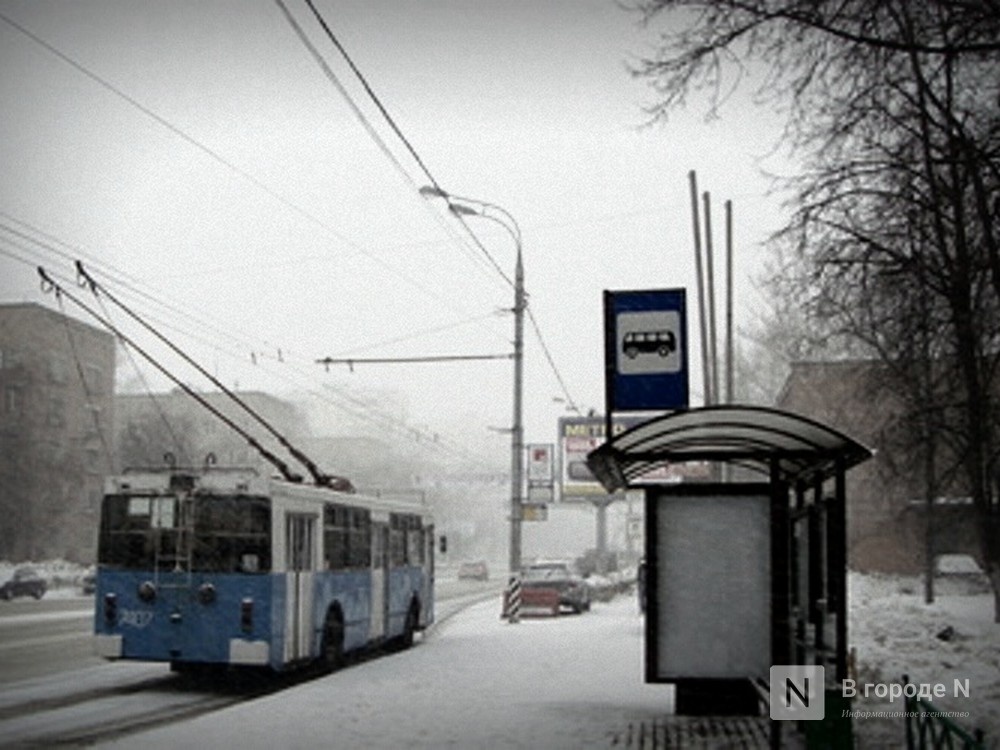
370, 521, 389, 641
284, 513, 316, 663
423, 523, 435, 624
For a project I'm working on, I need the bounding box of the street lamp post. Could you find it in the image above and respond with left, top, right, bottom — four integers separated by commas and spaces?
419, 186, 525, 580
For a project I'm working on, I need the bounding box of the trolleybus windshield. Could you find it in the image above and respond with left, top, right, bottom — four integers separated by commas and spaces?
98, 494, 271, 573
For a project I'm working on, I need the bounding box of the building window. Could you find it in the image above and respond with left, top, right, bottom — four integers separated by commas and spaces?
84, 364, 104, 395
4, 386, 20, 415
0, 348, 20, 370
48, 355, 69, 384
47, 398, 66, 428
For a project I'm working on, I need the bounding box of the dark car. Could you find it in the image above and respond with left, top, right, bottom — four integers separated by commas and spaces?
457, 561, 489, 581
0, 567, 47, 600
521, 561, 591, 614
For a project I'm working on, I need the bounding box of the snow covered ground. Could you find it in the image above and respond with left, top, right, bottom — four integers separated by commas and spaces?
3, 561, 996, 748
848, 571, 999, 748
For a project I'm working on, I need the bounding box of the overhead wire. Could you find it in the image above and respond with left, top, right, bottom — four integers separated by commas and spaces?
76, 261, 353, 489
38, 265, 312, 484
4, 4, 583, 448
288, 0, 581, 412
53, 293, 116, 473
287, 0, 514, 288
526, 306, 582, 416
0, 9, 507, 343
1, 224, 493, 465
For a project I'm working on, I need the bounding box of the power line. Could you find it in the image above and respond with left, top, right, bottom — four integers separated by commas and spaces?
317, 353, 513, 371
285, 5, 580, 412
37, 266, 309, 483
0, 10, 506, 338
2, 226, 492, 465
526, 307, 581, 415
77, 261, 353, 489
3, 6, 581, 452
286, 0, 513, 288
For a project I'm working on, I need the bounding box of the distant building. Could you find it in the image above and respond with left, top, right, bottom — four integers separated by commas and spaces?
777, 359, 978, 574
0, 303, 116, 563
115, 390, 311, 477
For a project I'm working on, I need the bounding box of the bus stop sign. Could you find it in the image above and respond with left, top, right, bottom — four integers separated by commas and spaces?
604, 288, 688, 412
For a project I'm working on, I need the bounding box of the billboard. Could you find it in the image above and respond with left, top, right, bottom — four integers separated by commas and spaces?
646, 486, 771, 682
558, 415, 706, 501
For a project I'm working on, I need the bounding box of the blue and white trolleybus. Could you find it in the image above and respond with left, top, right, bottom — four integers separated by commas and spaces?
93, 466, 434, 673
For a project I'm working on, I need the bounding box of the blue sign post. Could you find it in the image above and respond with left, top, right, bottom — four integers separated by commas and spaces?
603, 288, 689, 416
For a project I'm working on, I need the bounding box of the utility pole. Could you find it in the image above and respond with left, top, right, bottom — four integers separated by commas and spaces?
510, 247, 525, 577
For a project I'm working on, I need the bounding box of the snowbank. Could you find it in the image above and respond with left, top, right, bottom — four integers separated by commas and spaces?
849, 571, 999, 747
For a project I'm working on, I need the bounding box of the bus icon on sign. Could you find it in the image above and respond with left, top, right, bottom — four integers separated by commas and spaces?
622, 330, 676, 359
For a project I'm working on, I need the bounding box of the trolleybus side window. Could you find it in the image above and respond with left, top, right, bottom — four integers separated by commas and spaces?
324, 504, 372, 570
389, 513, 424, 566
324, 504, 348, 570
350, 507, 372, 567
407, 519, 424, 565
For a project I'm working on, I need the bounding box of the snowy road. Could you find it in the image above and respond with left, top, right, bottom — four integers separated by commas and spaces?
96, 594, 673, 750
0, 579, 504, 747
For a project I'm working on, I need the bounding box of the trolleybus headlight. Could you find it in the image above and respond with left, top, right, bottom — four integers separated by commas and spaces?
240, 597, 254, 632
138, 580, 157, 603
103, 592, 117, 623
198, 582, 216, 605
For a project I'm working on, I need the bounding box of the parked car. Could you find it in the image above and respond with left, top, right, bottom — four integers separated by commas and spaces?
0, 567, 47, 600
521, 561, 591, 614
81, 570, 96, 595
457, 561, 489, 581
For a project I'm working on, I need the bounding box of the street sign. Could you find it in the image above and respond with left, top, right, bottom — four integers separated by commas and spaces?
604, 288, 688, 413
526, 443, 554, 484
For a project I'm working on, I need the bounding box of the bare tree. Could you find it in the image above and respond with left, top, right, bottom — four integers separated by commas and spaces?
632, 0, 1000, 618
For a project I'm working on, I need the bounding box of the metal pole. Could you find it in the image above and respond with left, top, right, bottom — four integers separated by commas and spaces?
725, 200, 734, 405
510, 245, 525, 582
417, 185, 525, 611
688, 171, 711, 406
595, 498, 608, 573
703, 191, 719, 405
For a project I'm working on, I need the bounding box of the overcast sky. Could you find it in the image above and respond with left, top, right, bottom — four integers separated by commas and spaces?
0, 0, 794, 469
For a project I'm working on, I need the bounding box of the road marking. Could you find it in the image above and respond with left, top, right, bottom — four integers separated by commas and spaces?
0, 610, 92, 628
0, 631, 90, 652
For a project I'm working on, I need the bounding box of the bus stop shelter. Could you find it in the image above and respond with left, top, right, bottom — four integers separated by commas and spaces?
586, 405, 872, 738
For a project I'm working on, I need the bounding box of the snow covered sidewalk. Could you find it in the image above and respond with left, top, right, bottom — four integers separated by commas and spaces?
100, 595, 673, 749
94, 573, 998, 749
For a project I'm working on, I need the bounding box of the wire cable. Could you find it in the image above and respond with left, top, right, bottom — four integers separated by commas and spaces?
76, 261, 353, 489
1, 220, 503, 462
288, 0, 514, 288
37, 265, 310, 484
0, 10, 504, 333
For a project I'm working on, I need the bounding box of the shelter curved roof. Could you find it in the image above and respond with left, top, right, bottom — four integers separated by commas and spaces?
585, 404, 872, 491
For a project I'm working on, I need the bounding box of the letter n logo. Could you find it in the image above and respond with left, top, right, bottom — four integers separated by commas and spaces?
770, 665, 825, 720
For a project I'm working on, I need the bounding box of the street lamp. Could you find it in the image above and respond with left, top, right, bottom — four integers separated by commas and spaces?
419, 185, 526, 583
